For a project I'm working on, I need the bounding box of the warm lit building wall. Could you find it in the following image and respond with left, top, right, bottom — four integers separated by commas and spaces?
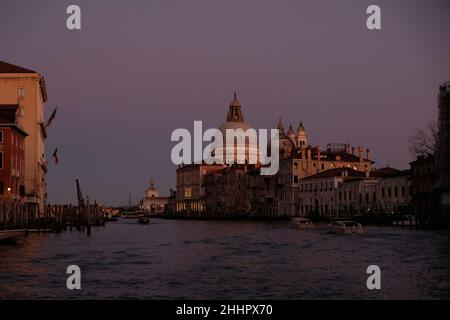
0, 70, 47, 213
278, 145, 373, 217
175, 163, 225, 214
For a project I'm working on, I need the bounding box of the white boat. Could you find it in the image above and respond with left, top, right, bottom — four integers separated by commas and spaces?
0, 229, 27, 242
328, 221, 363, 234
291, 217, 315, 229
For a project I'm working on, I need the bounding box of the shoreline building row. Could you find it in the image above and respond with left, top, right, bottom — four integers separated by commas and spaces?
173, 94, 374, 218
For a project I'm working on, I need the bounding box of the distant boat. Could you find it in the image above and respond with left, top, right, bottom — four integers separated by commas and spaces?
27, 228, 53, 233
290, 217, 315, 229
138, 217, 150, 224
328, 220, 363, 234
122, 211, 144, 219
392, 215, 417, 226
0, 229, 27, 242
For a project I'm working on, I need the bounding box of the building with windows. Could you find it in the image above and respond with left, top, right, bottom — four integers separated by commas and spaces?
0, 105, 28, 226
175, 93, 375, 218
436, 81, 450, 215
276, 118, 373, 217
299, 167, 410, 219
0, 60, 48, 215
299, 167, 366, 218
409, 154, 437, 223
175, 93, 253, 216
140, 178, 168, 216
176, 163, 226, 215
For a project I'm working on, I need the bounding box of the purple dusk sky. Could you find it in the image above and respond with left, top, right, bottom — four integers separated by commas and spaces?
1, 0, 449, 206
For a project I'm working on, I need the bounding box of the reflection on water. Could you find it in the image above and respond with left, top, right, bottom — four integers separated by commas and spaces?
1, 219, 450, 299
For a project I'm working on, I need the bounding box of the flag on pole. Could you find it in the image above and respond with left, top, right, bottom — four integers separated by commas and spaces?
46, 107, 57, 128
52, 148, 59, 164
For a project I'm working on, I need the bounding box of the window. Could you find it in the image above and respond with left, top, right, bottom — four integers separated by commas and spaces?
294, 175, 298, 184
0, 181, 3, 194
0, 130, 3, 143
20, 185, 25, 196
0, 151, 3, 169
17, 87, 25, 98
184, 187, 192, 198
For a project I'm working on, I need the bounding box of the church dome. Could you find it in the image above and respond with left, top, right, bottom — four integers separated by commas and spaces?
215, 92, 259, 164
219, 120, 252, 134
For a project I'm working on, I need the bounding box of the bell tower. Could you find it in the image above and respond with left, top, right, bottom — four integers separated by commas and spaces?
297, 121, 307, 147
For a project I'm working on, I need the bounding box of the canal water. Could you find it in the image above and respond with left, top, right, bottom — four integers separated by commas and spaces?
1, 219, 450, 299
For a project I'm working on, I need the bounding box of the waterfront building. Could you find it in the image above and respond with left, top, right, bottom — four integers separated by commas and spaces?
204, 164, 251, 217
175, 93, 374, 218
299, 167, 366, 218
175, 93, 254, 216
299, 167, 410, 218
247, 166, 278, 217
140, 178, 168, 215
276, 118, 373, 217
409, 154, 437, 223
176, 163, 226, 215
435, 81, 450, 216
0, 60, 48, 215
370, 167, 410, 215
0, 106, 28, 226
166, 189, 177, 214
336, 167, 410, 217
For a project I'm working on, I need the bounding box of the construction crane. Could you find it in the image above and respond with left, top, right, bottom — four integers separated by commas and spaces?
76, 179, 85, 208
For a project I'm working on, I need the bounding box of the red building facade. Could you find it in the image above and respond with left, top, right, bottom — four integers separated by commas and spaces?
0, 105, 27, 202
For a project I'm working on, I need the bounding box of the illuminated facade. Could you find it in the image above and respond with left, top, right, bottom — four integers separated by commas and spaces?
140, 178, 168, 215
0, 61, 47, 215
175, 94, 374, 218
276, 118, 373, 217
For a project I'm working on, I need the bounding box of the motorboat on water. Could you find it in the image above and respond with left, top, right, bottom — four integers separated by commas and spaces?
290, 217, 315, 229
0, 229, 27, 242
392, 215, 417, 226
328, 220, 363, 234
122, 210, 146, 219
138, 217, 150, 224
